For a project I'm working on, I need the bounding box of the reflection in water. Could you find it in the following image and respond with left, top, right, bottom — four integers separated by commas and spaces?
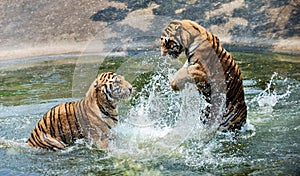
0, 52, 299, 175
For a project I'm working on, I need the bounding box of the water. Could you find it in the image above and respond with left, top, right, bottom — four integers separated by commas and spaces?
0, 52, 299, 175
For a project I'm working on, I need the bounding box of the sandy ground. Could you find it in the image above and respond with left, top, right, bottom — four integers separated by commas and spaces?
0, 42, 87, 61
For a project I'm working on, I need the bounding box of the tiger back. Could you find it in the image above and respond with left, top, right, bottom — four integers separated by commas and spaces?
160, 20, 247, 131
27, 72, 132, 151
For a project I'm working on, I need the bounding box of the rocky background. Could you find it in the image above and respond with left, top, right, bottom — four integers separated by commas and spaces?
0, 0, 299, 60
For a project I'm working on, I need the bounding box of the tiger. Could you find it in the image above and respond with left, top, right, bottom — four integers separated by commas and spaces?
27, 72, 132, 151
160, 19, 247, 131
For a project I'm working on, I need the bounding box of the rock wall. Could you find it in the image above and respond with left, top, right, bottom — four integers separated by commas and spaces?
0, 0, 299, 60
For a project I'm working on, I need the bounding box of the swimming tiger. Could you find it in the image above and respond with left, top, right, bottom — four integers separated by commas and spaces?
27, 72, 132, 151
160, 19, 247, 131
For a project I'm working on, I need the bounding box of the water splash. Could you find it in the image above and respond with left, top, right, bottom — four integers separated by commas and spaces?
109, 55, 210, 159
107, 55, 251, 173
251, 72, 291, 110
104, 53, 258, 173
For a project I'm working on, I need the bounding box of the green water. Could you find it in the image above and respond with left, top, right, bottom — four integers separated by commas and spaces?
0, 52, 299, 175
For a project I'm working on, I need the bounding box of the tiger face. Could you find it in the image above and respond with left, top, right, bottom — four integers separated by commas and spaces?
160, 21, 184, 59
93, 72, 132, 102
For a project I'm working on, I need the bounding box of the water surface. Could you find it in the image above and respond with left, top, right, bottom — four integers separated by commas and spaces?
0, 52, 299, 175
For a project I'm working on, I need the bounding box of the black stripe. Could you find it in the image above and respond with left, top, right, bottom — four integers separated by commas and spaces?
41, 133, 65, 150
109, 84, 113, 92
79, 100, 87, 116
103, 85, 112, 101
42, 114, 48, 129
33, 128, 49, 148
97, 102, 110, 117
188, 53, 195, 63
206, 31, 210, 40
214, 35, 220, 50
110, 116, 118, 122
223, 105, 235, 118
75, 100, 88, 137
229, 83, 243, 105
218, 48, 224, 58
96, 95, 116, 118
28, 133, 38, 146
227, 70, 241, 94
81, 100, 93, 126
221, 50, 227, 59
162, 30, 168, 37
166, 27, 173, 34
93, 99, 113, 127
37, 123, 47, 135
95, 100, 113, 129
235, 106, 246, 122
27, 138, 36, 147
83, 100, 95, 117
57, 107, 67, 144
210, 32, 215, 49
103, 121, 112, 129
49, 108, 56, 137
56, 107, 63, 139
229, 104, 245, 123
73, 102, 84, 138
220, 113, 234, 127
227, 86, 238, 105
99, 73, 105, 80
65, 103, 75, 142
225, 59, 235, 78
226, 55, 231, 61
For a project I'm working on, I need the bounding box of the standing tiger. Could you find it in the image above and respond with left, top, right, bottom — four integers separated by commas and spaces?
27, 72, 132, 151
160, 19, 247, 131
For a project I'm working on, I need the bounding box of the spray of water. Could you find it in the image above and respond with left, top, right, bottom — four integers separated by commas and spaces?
251, 72, 291, 110
107, 54, 210, 159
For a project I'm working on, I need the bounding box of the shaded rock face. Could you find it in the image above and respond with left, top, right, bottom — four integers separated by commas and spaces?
0, 0, 299, 59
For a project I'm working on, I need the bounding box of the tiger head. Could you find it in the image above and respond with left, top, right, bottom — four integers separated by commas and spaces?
160, 20, 209, 60
91, 72, 132, 103
160, 20, 184, 59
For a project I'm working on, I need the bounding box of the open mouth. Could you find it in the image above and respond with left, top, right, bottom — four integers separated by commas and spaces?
170, 52, 179, 59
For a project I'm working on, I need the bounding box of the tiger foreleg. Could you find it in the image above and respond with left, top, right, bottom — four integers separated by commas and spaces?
42, 133, 67, 151
171, 63, 208, 91
94, 138, 109, 149
89, 133, 109, 149
171, 65, 193, 91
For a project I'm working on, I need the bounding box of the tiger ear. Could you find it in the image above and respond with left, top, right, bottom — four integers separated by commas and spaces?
163, 37, 169, 44
93, 81, 98, 88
